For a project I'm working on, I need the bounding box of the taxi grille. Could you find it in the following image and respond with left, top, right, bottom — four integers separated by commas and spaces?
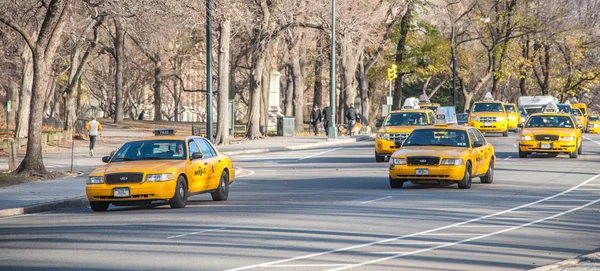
407, 157, 440, 166
105, 173, 144, 184
479, 116, 498, 122
534, 135, 559, 141
389, 133, 410, 141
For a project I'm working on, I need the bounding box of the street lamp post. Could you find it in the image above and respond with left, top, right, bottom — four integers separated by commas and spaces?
206, 0, 213, 142
328, 0, 337, 139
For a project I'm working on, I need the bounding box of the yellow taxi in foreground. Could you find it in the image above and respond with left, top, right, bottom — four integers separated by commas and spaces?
469, 94, 509, 137
504, 103, 520, 132
376, 98, 435, 162
389, 108, 495, 189
588, 115, 600, 134
519, 103, 582, 158
86, 129, 235, 211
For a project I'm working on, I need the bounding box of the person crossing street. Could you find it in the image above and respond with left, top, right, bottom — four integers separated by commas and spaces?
310, 104, 322, 136
86, 117, 103, 156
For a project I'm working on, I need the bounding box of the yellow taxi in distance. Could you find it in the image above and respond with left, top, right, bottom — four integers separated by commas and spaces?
468, 93, 510, 137
504, 103, 520, 132
389, 107, 495, 189
376, 98, 435, 162
571, 108, 587, 132
588, 115, 600, 133
519, 103, 582, 158
86, 129, 235, 212
571, 103, 588, 129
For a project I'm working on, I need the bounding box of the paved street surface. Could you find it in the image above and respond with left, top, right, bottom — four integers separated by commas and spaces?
1, 132, 600, 270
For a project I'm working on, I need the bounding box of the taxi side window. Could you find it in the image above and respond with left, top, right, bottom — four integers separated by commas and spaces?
427, 112, 435, 124
188, 140, 201, 159
473, 129, 487, 145
194, 138, 216, 158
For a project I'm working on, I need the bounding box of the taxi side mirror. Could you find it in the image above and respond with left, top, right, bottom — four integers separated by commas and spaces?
518, 123, 523, 128
472, 142, 484, 148
102, 156, 111, 163
577, 124, 583, 129
375, 121, 382, 128
191, 152, 204, 160
394, 140, 403, 148
465, 109, 470, 114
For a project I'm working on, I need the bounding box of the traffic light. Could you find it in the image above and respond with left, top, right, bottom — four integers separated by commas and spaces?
387, 64, 398, 81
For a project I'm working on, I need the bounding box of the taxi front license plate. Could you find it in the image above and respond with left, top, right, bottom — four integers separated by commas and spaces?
416, 168, 429, 175
484, 122, 492, 127
541, 142, 552, 149
113, 187, 130, 198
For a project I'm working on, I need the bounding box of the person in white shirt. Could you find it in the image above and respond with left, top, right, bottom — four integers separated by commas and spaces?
85, 117, 103, 156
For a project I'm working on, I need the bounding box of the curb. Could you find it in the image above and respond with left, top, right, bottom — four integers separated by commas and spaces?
529, 252, 600, 271
0, 196, 88, 218
222, 135, 372, 156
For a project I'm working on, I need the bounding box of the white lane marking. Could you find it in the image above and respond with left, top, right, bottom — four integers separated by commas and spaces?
360, 196, 392, 204
226, 174, 600, 271
504, 156, 511, 161
236, 169, 255, 179
547, 199, 593, 202
167, 227, 227, 239
327, 196, 600, 271
455, 225, 511, 228
296, 147, 343, 161
583, 136, 600, 146
513, 144, 517, 147
421, 233, 482, 236
266, 264, 348, 268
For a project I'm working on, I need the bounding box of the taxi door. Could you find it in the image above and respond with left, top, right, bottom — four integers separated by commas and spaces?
473, 129, 493, 174
194, 138, 221, 189
467, 129, 481, 175
186, 140, 210, 192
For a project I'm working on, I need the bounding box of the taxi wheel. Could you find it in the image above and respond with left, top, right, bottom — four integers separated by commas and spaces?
375, 153, 385, 162
169, 176, 188, 208
502, 130, 509, 137
569, 149, 578, 159
458, 162, 472, 189
389, 176, 404, 189
211, 171, 230, 201
518, 150, 528, 158
578, 143, 583, 155
480, 161, 493, 184
89, 201, 109, 212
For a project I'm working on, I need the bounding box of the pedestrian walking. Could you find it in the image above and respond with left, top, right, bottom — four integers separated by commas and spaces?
310, 104, 322, 136
322, 104, 331, 136
346, 104, 360, 135
86, 117, 103, 156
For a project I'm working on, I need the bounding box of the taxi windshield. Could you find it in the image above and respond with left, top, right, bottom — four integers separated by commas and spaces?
384, 112, 427, 126
403, 129, 469, 148
525, 116, 574, 128
505, 105, 516, 113
472, 103, 504, 112
111, 140, 187, 162
457, 114, 469, 121
590, 116, 599, 121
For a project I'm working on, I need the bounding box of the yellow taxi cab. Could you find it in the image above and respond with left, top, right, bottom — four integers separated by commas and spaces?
388, 107, 495, 189
588, 115, 600, 133
468, 93, 510, 137
376, 97, 436, 162
518, 102, 582, 158
86, 129, 235, 212
571, 103, 588, 132
571, 107, 587, 132
504, 103, 520, 132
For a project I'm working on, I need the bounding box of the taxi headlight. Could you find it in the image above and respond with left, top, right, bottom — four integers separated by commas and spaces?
146, 173, 175, 182
377, 133, 390, 140
590, 124, 597, 128
390, 158, 406, 165
497, 116, 506, 121
470, 116, 480, 122
508, 116, 516, 120
441, 158, 464, 165
521, 135, 533, 141
559, 136, 575, 141
87, 176, 104, 184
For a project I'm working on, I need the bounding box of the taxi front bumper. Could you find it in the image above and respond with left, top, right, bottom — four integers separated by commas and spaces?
470, 121, 508, 132
389, 165, 465, 182
376, 138, 400, 156
519, 140, 577, 153
589, 126, 600, 134
86, 180, 177, 202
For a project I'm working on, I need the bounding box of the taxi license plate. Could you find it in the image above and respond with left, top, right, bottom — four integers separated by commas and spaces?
416, 168, 429, 175
484, 122, 492, 126
113, 187, 130, 198
541, 142, 552, 149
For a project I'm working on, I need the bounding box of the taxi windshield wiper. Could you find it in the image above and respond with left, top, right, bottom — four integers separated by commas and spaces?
141, 156, 161, 160
113, 157, 133, 161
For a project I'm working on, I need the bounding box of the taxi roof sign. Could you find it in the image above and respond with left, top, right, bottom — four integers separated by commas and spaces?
419, 94, 430, 103
402, 97, 420, 110
435, 106, 457, 126
543, 101, 559, 113
154, 128, 176, 135
483, 92, 494, 101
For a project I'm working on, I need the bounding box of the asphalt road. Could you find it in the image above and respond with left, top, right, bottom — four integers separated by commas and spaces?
1, 133, 600, 271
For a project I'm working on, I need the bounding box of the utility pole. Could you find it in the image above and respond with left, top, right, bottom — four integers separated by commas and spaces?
328, 0, 337, 139
206, 0, 213, 142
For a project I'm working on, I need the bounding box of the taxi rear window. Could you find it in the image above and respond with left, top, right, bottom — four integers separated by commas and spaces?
111, 140, 187, 162
385, 112, 428, 126
505, 105, 516, 113
525, 116, 573, 128
590, 116, 599, 121
403, 129, 469, 148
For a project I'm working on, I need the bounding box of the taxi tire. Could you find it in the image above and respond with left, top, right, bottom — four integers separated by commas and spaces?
480, 161, 493, 184
389, 176, 404, 189
375, 153, 385, 162
577, 143, 583, 155
569, 149, 578, 159
211, 171, 229, 201
458, 162, 472, 189
169, 176, 188, 208
90, 201, 109, 212
518, 150, 527, 158
502, 130, 509, 137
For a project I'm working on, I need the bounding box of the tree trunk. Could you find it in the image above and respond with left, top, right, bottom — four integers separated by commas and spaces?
246, 52, 265, 139
152, 57, 163, 121
16, 46, 33, 138
114, 18, 125, 123
291, 33, 305, 133
284, 66, 293, 116
393, 3, 413, 110
357, 54, 369, 125
215, 18, 231, 145
339, 33, 361, 118
313, 35, 324, 108
519, 37, 530, 96
76, 77, 83, 116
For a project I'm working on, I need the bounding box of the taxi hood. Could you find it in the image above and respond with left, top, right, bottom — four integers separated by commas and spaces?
392, 146, 469, 158
379, 125, 422, 134
471, 112, 506, 117
521, 127, 576, 137
90, 160, 184, 176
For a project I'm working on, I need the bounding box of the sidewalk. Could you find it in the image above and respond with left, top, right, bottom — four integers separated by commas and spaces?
0, 130, 371, 218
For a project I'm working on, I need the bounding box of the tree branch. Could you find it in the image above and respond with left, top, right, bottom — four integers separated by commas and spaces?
0, 14, 36, 51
